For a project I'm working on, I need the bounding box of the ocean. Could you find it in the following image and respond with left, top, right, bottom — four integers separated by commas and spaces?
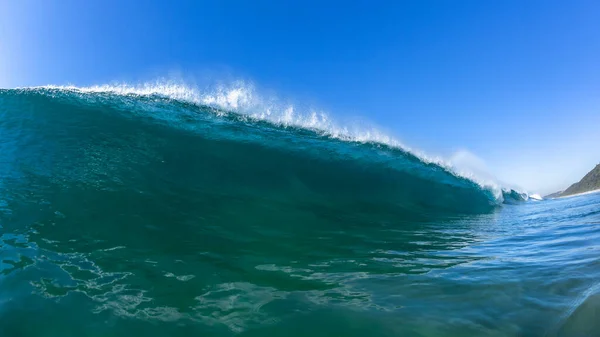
0, 85, 598, 336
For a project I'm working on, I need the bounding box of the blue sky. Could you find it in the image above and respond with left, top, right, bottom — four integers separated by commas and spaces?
1, 0, 599, 194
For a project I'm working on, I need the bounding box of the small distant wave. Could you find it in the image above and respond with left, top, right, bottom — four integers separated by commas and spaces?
501, 189, 530, 204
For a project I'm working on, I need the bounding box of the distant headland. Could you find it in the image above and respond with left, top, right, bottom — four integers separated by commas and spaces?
545, 163, 600, 198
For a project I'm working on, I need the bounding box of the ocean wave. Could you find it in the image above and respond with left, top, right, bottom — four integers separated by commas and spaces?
2, 82, 527, 208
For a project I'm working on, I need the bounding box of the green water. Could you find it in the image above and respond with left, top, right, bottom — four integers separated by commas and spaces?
0, 88, 599, 336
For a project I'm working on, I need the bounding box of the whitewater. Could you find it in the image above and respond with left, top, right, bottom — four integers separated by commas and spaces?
0, 83, 598, 337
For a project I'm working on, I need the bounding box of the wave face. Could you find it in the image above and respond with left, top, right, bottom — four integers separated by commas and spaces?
0, 86, 504, 216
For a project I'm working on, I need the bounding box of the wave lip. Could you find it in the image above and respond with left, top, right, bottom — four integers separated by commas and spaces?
31, 82, 406, 148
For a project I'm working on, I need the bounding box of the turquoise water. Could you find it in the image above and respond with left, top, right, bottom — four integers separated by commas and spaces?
0, 87, 598, 336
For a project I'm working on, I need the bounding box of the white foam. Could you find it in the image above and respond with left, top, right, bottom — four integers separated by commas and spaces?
529, 194, 543, 201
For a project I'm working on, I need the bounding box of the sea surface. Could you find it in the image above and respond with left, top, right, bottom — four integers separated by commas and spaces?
0, 86, 599, 336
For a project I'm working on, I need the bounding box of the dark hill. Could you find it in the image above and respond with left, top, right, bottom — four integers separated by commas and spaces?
560, 164, 600, 197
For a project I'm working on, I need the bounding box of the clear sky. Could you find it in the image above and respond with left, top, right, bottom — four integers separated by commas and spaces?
1, 0, 599, 194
